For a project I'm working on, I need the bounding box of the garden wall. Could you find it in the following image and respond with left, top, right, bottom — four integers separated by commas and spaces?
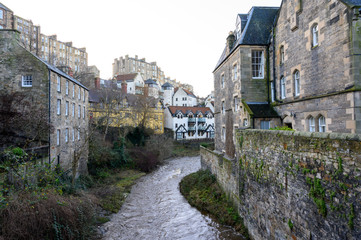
201, 130, 361, 240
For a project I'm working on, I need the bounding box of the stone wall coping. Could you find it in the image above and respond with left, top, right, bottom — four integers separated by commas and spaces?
237, 129, 361, 141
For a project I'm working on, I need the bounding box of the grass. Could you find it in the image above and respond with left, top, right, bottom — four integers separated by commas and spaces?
179, 170, 250, 239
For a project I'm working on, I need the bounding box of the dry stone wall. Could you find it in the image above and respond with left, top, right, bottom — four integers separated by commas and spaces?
201, 129, 361, 240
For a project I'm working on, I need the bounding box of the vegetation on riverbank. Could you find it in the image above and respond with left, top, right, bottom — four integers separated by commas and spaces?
180, 170, 250, 239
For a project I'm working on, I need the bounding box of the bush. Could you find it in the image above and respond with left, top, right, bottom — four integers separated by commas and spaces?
0, 192, 96, 240
145, 134, 173, 162
129, 148, 159, 172
269, 126, 295, 131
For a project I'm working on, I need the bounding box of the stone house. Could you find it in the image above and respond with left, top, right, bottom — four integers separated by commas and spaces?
164, 106, 214, 140
213, 7, 280, 154
0, 3, 12, 29
270, 0, 361, 134
0, 29, 89, 175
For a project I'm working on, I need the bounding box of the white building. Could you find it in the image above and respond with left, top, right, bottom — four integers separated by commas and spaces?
165, 106, 215, 140
173, 88, 197, 107
115, 73, 144, 95
161, 82, 174, 106
144, 79, 160, 98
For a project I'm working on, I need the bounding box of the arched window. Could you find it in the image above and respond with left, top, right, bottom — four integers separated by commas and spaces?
294, 70, 300, 96
312, 24, 318, 47
280, 46, 285, 65
280, 77, 286, 99
308, 116, 315, 132
319, 115, 326, 132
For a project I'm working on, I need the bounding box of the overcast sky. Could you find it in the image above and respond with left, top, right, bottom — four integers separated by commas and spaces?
2, 0, 282, 97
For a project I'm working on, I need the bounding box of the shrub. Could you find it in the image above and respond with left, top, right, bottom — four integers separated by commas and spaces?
269, 126, 295, 131
129, 148, 159, 172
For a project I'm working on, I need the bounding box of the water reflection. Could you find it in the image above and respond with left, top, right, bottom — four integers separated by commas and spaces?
102, 157, 244, 240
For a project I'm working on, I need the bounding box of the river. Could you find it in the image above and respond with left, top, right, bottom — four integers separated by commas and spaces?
102, 156, 244, 240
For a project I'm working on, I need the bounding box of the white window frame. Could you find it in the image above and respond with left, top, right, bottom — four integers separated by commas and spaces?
234, 97, 238, 112
57, 75, 61, 92
72, 84, 75, 98
312, 24, 318, 47
57, 129, 60, 145
280, 77, 286, 99
22, 75, 33, 87
280, 46, 285, 65
252, 50, 264, 79
294, 71, 300, 96
271, 81, 275, 102
66, 80, 69, 95
78, 86, 81, 100
243, 119, 248, 127
309, 117, 315, 132
319, 116, 326, 132
65, 101, 69, 116
57, 99, 61, 115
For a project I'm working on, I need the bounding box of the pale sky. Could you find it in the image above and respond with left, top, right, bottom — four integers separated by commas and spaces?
2, 0, 282, 97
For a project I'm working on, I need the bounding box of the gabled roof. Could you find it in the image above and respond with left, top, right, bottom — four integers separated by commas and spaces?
115, 73, 138, 82
175, 125, 187, 133
174, 87, 196, 98
168, 106, 212, 116
205, 125, 215, 132
162, 82, 173, 88
214, 7, 279, 71
245, 102, 280, 118
30, 52, 88, 90
339, 0, 361, 7
0, 3, 12, 12
145, 79, 157, 85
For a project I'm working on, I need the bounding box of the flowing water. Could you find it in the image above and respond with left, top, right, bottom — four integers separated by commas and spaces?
102, 156, 244, 240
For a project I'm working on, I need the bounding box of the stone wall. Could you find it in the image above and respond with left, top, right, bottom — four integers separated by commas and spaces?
201, 129, 361, 240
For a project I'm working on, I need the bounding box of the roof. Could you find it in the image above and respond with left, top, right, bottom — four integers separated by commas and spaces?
174, 87, 196, 98
214, 7, 279, 71
245, 102, 280, 118
162, 82, 173, 88
168, 106, 213, 116
238, 14, 248, 32
115, 73, 138, 82
339, 0, 361, 7
30, 52, 88, 90
0, 3, 12, 11
145, 79, 157, 85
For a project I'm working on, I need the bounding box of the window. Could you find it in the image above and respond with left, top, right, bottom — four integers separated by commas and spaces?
243, 119, 248, 127
222, 101, 225, 114
72, 128, 75, 141
233, 64, 238, 81
234, 97, 238, 112
175, 123, 178, 128
176, 98, 178, 101
83, 90, 85, 102
78, 105, 81, 118
57, 99, 61, 115
280, 77, 286, 99
66, 80, 69, 95
22, 75, 33, 87
57, 129, 60, 145
222, 127, 226, 141
252, 50, 264, 78
312, 24, 318, 47
261, 121, 270, 130
221, 74, 225, 88
78, 86, 81, 100
65, 128, 68, 143
72, 84, 75, 98
72, 103, 75, 117
271, 81, 275, 102
294, 71, 300, 96
65, 101, 69, 116
280, 46, 285, 65
319, 116, 326, 132
78, 129, 80, 140
0, 10, 3, 20
57, 76, 61, 92
83, 106, 85, 119
309, 117, 315, 132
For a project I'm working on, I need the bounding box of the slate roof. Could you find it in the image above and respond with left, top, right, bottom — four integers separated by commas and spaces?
145, 79, 157, 85
162, 82, 173, 88
339, 0, 361, 7
30, 52, 88, 90
0, 3, 12, 11
214, 7, 279, 71
245, 102, 280, 118
115, 73, 138, 82
168, 106, 212, 116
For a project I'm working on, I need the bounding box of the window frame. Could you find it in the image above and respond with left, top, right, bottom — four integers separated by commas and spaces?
57, 75, 61, 92
280, 46, 285, 65
57, 99, 61, 115
65, 128, 68, 143
318, 116, 326, 132
294, 70, 300, 96
65, 101, 69, 116
252, 50, 264, 79
280, 77, 286, 99
66, 80, 69, 95
260, 120, 271, 130
309, 117, 316, 132
221, 74, 225, 88
22, 75, 33, 87
56, 129, 60, 146
233, 63, 238, 81
312, 24, 319, 47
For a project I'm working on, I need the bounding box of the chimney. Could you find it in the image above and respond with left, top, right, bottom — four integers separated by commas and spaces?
227, 31, 236, 51
121, 80, 127, 94
94, 77, 100, 89
144, 86, 149, 96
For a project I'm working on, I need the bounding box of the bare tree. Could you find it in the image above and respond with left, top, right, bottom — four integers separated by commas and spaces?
130, 94, 160, 129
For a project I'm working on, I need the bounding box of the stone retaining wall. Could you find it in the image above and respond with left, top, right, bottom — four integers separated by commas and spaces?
201, 129, 361, 240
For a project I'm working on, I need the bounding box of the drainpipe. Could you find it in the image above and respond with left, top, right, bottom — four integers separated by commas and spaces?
266, 45, 270, 104
272, 29, 279, 103
48, 69, 51, 164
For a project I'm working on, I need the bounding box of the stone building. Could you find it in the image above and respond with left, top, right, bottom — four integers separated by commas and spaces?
0, 29, 89, 175
270, 0, 361, 134
0, 2, 88, 76
213, 7, 280, 154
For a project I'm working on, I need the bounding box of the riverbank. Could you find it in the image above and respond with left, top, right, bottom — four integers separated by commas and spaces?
179, 170, 250, 239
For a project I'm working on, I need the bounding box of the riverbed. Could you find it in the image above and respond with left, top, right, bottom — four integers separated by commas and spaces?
102, 156, 244, 240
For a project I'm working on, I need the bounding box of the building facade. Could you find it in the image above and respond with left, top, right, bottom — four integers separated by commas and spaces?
0, 29, 89, 175
164, 106, 214, 140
